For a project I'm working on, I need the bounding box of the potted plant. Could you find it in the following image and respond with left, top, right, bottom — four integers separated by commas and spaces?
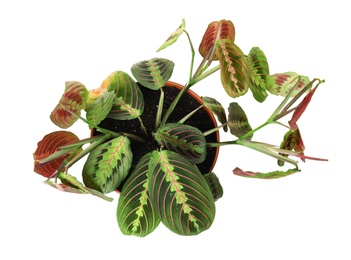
33, 19, 327, 237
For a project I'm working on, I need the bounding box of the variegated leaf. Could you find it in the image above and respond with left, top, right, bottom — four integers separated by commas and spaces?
233, 167, 300, 179
82, 136, 132, 194
247, 47, 269, 102
50, 81, 88, 129
278, 129, 305, 166
154, 123, 207, 164
33, 131, 81, 178
228, 102, 253, 140
199, 19, 235, 61
117, 153, 160, 237
202, 96, 228, 132
157, 19, 186, 52
131, 58, 174, 90
45, 173, 114, 202
203, 172, 223, 202
216, 39, 250, 98
148, 150, 216, 236
86, 91, 114, 128
266, 72, 310, 97
102, 71, 144, 120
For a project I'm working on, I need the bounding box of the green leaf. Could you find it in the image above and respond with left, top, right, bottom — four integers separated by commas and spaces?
247, 47, 269, 102
45, 173, 114, 202
154, 123, 207, 164
148, 150, 216, 236
117, 153, 160, 237
86, 91, 114, 129
50, 81, 88, 129
227, 102, 253, 140
82, 136, 132, 194
157, 19, 186, 52
233, 167, 300, 179
266, 72, 310, 97
202, 96, 228, 132
216, 39, 250, 98
102, 71, 144, 120
199, 19, 235, 61
131, 58, 175, 90
203, 172, 223, 202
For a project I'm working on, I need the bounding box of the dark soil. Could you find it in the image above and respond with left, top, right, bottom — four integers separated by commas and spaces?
96, 82, 219, 190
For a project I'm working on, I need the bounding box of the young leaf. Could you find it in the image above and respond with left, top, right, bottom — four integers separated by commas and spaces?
199, 19, 235, 61
247, 47, 269, 102
289, 86, 318, 130
148, 150, 216, 236
266, 72, 310, 97
131, 58, 175, 90
82, 136, 132, 194
202, 96, 228, 132
101, 71, 144, 120
33, 131, 81, 178
227, 102, 253, 140
156, 19, 186, 52
216, 39, 250, 98
233, 167, 300, 179
86, 91, 114, 129
50, 81, 88, 129
117, 153, 160, 237
45, 173, 114, 202
203, 172, 223, 202
278, 129, 304, 166
154, 123, 207, 164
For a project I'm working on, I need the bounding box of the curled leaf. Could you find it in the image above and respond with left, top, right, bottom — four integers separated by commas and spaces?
289, 86, 318, 130
157, 19, 186, 52
278, 129, 305, 166
45, 173, 114, 202
233, 167, 300, 179
50, 81, 88, 129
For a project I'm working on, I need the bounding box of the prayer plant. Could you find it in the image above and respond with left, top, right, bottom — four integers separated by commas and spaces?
33, 19, 327, 237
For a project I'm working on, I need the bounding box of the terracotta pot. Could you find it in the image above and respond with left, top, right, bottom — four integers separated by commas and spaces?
92, 81, 220, 190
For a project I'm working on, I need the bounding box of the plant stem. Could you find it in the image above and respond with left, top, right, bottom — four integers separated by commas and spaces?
155, 87, 164, 130
191, 65, 220, 85
183, 30, 195, 84
178, 105, 204, 124
160, 82, 193, 126
63, 133, 113, 171
137, 116, 148, 137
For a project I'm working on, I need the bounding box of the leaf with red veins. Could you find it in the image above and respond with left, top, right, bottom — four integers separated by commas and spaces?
50, 81, 88, 129
289, 86, 318, 130
199, 19, 235, 61
233, 167, 300, 179
33, 131, 81, 178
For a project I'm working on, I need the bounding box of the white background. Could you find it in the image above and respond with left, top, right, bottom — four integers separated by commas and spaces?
1, 0, 350, 259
